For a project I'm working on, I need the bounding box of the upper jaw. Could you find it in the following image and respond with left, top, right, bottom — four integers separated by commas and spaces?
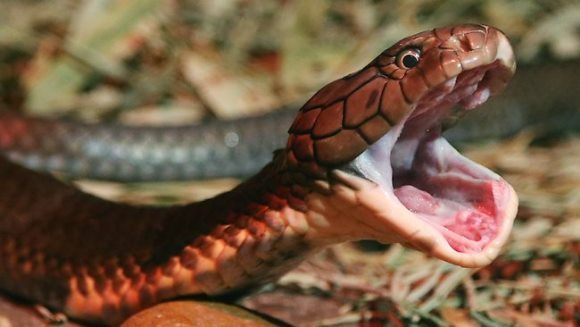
431, 25, 516, 102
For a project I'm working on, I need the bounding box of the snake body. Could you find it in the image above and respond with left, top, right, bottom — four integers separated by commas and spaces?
0, 108, 293, 181
0, 25, 520, 325
0, 60, 578, 182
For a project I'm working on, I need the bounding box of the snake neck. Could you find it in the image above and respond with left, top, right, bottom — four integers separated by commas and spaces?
164, 154, 316, 296
164, 152, 382, 296
63, 152, 391, 324
0, 150, 390, 325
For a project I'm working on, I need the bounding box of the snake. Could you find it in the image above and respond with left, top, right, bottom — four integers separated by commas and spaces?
0, 60, 579, 183
0, 24, 519, 325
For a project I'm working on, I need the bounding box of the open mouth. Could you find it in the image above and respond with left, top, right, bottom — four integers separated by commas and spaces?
347, 61, 517, 261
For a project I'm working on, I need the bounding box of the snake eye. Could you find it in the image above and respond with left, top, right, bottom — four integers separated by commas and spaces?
396, 48, 421, 69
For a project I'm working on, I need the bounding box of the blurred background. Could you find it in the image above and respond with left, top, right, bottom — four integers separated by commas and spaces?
0, 0, 578, 326
1, 0, 579, 121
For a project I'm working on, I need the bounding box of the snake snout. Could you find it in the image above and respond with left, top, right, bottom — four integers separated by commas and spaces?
440, 29, 486, 52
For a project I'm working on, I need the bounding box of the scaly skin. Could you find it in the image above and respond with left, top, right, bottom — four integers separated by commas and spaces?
0, 108, 293, 181
0, 60, 578, 181
0, 25, 519, 325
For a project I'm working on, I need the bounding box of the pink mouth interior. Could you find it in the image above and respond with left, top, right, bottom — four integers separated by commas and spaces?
392, 136, 507, 253
353, 63, 510, 254
393, 65, 509, 253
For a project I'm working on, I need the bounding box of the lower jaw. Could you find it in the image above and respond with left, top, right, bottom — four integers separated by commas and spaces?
348, 120, 517, 264
395, 138, 501, 251
328, 160, 518, 267
391, 134, 517, 259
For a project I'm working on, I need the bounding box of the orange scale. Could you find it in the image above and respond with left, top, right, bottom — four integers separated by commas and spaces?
305, 67, 378, 108
466, 31, 486, 50
291, 134, 315, 161
289, 108, 320, 133
314, 129, 367, 166
312, 101, 344, 139
374, 54, 395, 67
391, 69, 406, 80
297, 160, 325, 180
401, 68, 430, 103
434, 26, 453, 41
358, 115, 392, 144
380, 64, 398, 76
285, 149, 299, 168
420, 53, 447, 87
344, 77, 386, 128
380, 81, 412, 125
440, 51, 462, 78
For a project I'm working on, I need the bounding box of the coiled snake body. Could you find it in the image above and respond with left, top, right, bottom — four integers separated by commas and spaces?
0, 25, 519, 325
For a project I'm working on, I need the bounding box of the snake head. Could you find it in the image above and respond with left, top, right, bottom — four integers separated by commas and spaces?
286, 24, 518, 268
